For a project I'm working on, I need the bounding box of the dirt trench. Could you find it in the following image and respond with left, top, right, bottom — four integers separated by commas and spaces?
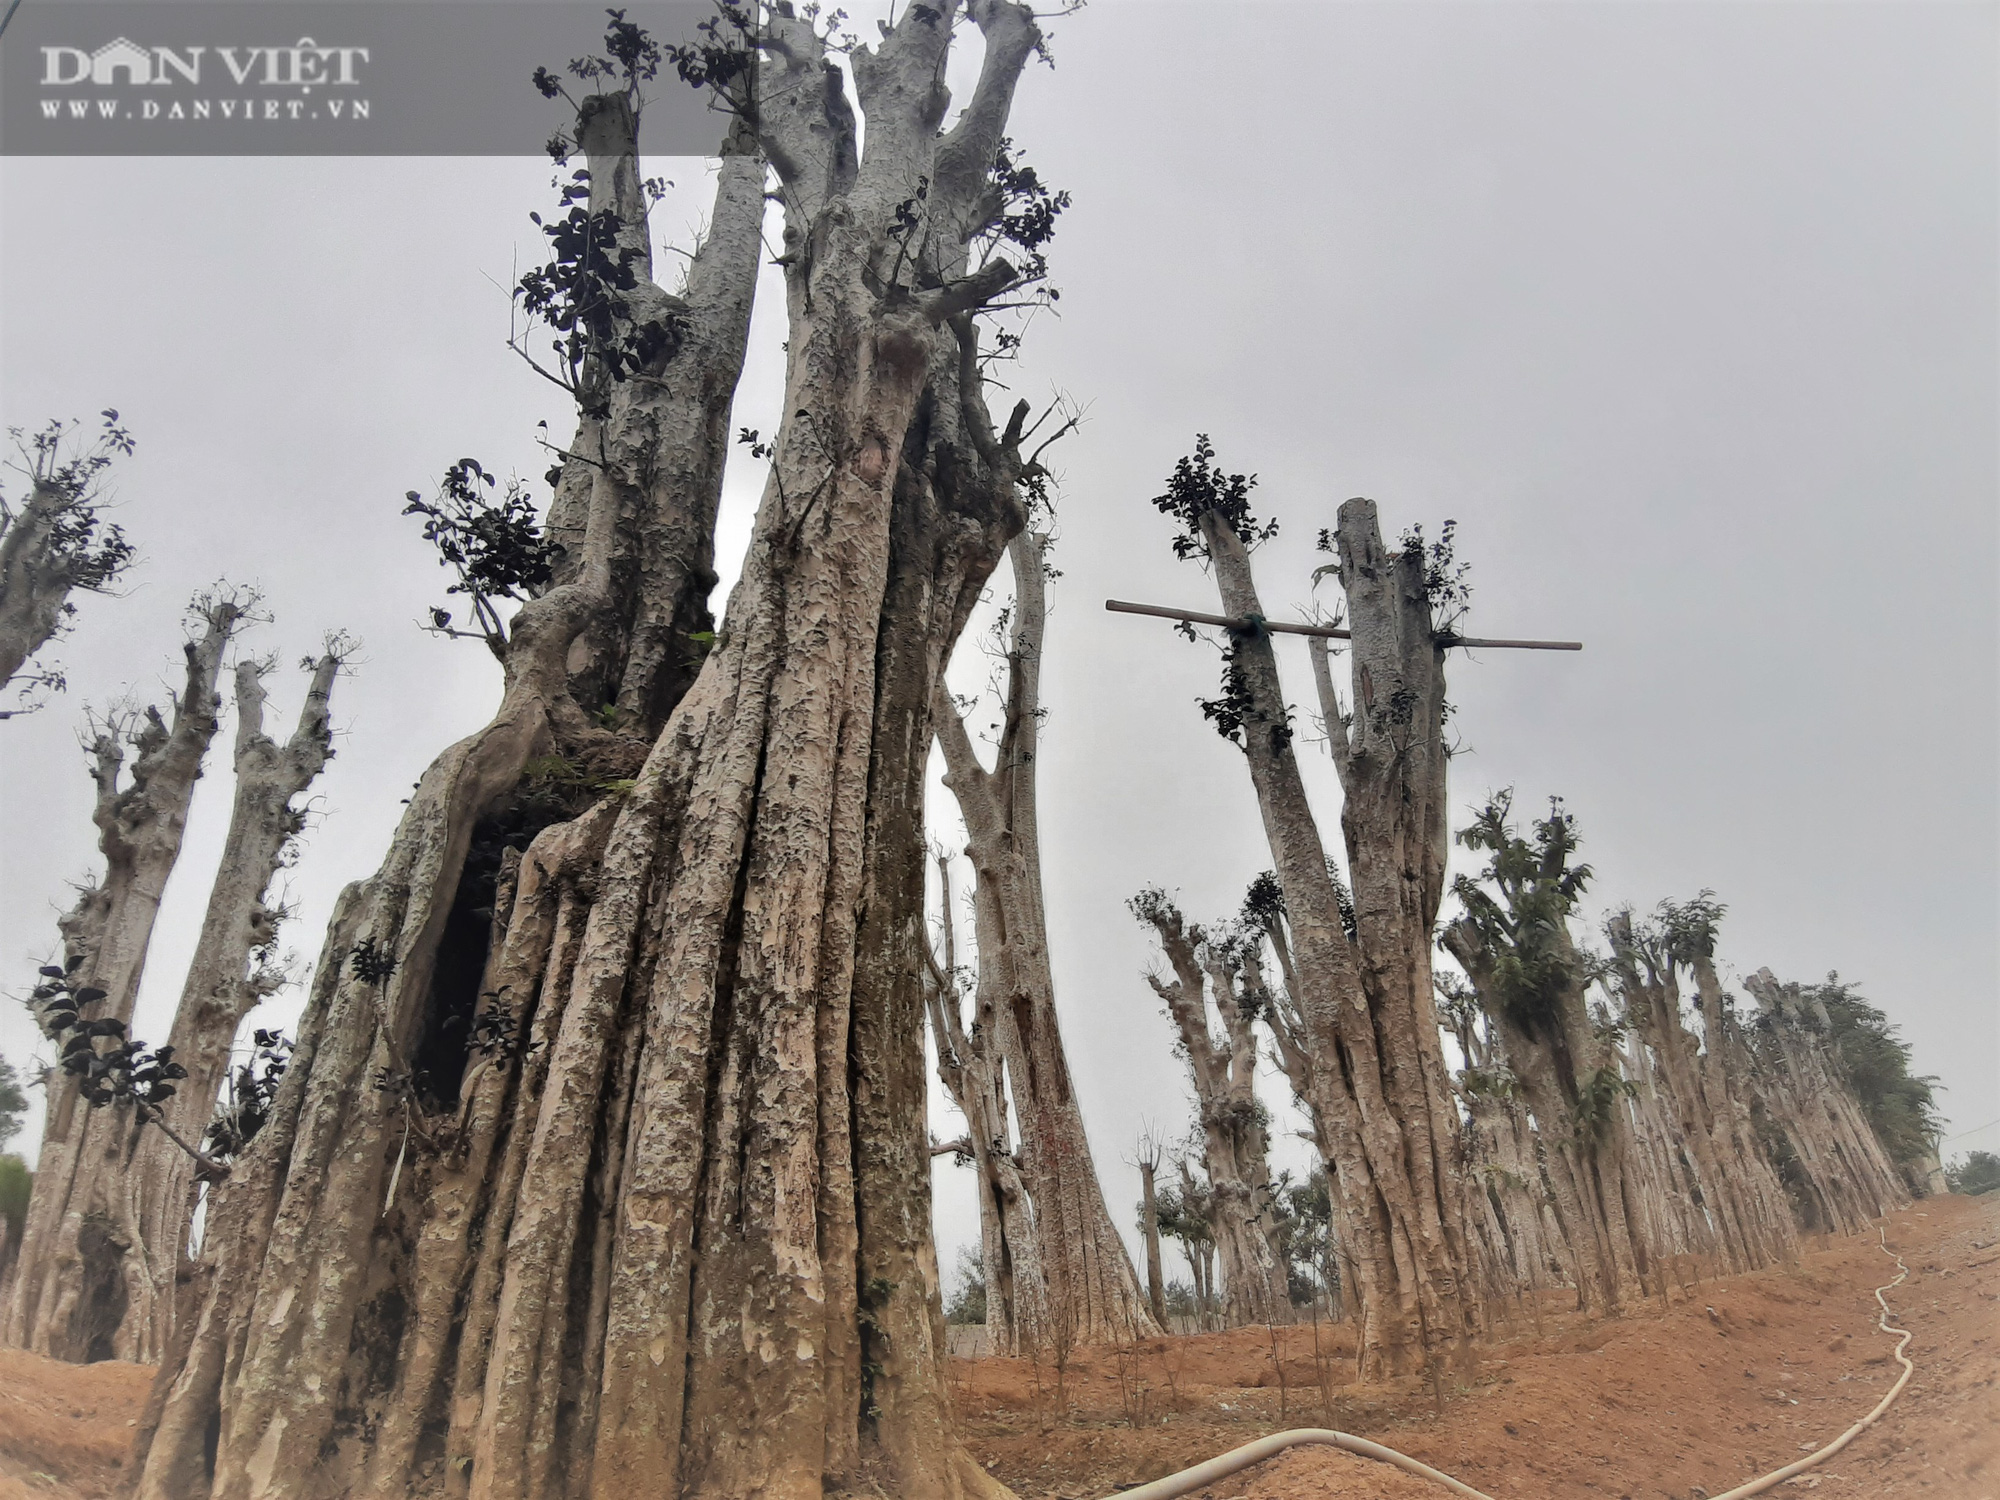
2, 1196, 1993, 1500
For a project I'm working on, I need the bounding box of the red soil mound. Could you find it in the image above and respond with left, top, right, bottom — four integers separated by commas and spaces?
951, 1194, 1997, 1499
0, 1196, 1991, 1499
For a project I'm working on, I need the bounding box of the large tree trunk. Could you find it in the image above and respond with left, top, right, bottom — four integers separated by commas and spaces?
1617, 1027, 1717, 1268
1437, 1003, 1568, 1315
1191, 498, 1477, 1376
1133, 895, 1291, 1327
936, 532, 1158, 1344
119, 648, 345, 1360
135, 9, 1049, 1497
1740, 968, 1908, 1231
1441, 902, 1654, 1315
7, 594, 246, 1362
1605, 915, 1798, 1272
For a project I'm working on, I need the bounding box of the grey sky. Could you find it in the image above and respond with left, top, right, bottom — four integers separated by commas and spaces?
3, 1, 1993, 1293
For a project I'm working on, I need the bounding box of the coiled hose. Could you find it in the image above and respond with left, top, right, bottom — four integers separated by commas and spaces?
1099, 1225, 1915, 1500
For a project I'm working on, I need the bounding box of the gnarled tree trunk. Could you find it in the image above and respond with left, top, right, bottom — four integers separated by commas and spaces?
936, 532, 1158, 1344
1605, 913, 1798, 1272
1616, 1026, 1718, 1269
1132, 894, 1290, 1327
135, 8, 1051, 1497
8, 593, 246, 1362
121, 647, 345, 1359
1436, 999, 1570, 1315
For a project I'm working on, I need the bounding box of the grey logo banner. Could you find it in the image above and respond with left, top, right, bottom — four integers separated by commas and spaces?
1, 1, 728, 155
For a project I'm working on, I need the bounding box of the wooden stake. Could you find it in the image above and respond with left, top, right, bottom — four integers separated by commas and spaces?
1104, 599, 1582, 652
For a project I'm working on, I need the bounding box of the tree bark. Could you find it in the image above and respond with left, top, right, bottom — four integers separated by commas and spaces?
1189, 498, 1478, 1376
935, 532, 1158, 1344
7, 593, 247, 1362
132, 68, 765, 1500
1616, 1027, 1716, 1268
135, 8, 1049, 1497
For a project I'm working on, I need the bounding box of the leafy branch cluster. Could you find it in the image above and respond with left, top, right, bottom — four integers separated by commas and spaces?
1195, 627, 1294, 757
1450, 791, 1593, 1029
2, 413, 138, 593
1396, 519, 1471, 626
1152, 434, 1276, 562
203, 1028, 292, 1160
23, 960, 223, 1169
964, 137, 1070, 308
1782, 975, 1940, 1167
514, 170, 680, 408
1241, 863, 1355, 947
467, 997, 539, 1062
403, 459, 557, 648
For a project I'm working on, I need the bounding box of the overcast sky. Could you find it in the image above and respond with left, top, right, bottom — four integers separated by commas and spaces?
2, 0, 1994, 1295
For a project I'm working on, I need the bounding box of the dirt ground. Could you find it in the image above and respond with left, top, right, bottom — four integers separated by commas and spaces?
0, 1195, 1992, 1500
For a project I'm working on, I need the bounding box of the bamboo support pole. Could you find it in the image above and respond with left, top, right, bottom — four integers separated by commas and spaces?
1104, 598, 1581, 652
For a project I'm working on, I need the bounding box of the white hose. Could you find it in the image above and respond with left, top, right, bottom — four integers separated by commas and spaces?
1707, 1224, 1915, 1500
1097, 1224, 1916, 1500
1101, 1427, 1496, 1500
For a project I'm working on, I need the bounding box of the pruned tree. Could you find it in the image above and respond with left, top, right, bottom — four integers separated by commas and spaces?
1132, 1126, 1168, 1328
1269, 1169, 1342, 1319
6, 590, 249, 1361
1129, 889, 1292, 1327
1440, 794, 1655, 1313
923, 850, 1048, 1356
1604, 900, 1798, 1272
134, 6, 1059, 1497
1152, 441, 1478, 1376
935, 528, 1158, 1344
114, 641, 350, 1359
1739, 969, 1913, 1231
0, 413, 138, 717
1154, 1159, 1219, 1332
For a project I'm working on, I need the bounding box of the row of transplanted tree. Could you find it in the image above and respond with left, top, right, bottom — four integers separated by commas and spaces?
1093, 439, 1946, 1376
917, 418, 1944, 1390
0, 403, 355, 1365
0, 577, 350, 1365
